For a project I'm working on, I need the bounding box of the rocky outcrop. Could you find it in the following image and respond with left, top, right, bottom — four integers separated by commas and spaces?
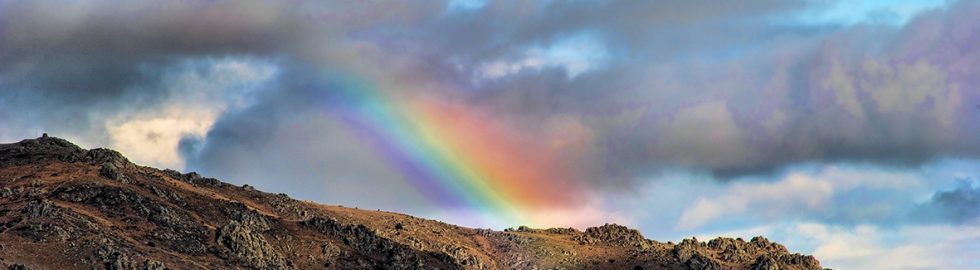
674, 238, 708, 262
706, 237, 784, 262
671, 237, 820, 270
103, 249, 134, 270
221, 201, 273, 232
22, 199, 58, 219
687, 253, 720, 270
544, 227, 578, 234
215, 221, 287, 269
99, 163, 129, 183
142, 260, 167, 270
574, 223, 654, 249
0, 136, 131, 170
52, 184, 209, 255
0, 136, 85, 167
752, 255, 779, 270
82, 148, 131, 168
161, 169, 223, 187
301, 216, 464, 269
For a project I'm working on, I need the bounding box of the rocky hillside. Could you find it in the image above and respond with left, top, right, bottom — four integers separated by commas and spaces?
0, 135, 824, 270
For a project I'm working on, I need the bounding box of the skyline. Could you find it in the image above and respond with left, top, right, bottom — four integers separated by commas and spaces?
2, 1, 979, 269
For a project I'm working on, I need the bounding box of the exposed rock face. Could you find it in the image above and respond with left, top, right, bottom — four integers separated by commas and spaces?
0, 136, 824, 270
8, 264, 30, 270
23, 199, 58, 219
668, 236, 820, 270
216, 221, 287, 269
52, 184, 210, 255
687, 253, 720, 270
104, 250, 134, 270
752, 255, 780, 270
573, 223, 654, 249
0, 136, 85, 167
99, 163, 129, 183
674, 238, 707, 262
82, 148, 131, 168
222, 201, 273, 231
301, 216, 466, 269
161, 169, 223, 187
142, 260, 167, 270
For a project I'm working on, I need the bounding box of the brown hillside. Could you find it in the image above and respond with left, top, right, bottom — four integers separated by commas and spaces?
0, 135, 823, 270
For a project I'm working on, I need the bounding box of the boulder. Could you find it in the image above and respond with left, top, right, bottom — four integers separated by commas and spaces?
100, 163, 129, 183
105, 251, 134, 270
752, 255, 779, 270
23, 199, 58, 219
142, 260, 167, 270
686, 253, 719, 270
7, 264, 30, 270
216, 221, 287, 269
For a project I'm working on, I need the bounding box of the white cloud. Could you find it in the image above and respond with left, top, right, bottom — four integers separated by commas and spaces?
790, 223, 980, 270
477, 32, 608, 80
106, 57, 277, 169
676, 165, 920, 230
107, 111, 215, 169
677, 173, 833, 230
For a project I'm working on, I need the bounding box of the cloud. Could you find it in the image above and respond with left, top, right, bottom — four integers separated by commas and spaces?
405, 0, 979, 180
104, 57, 277, 169
676, 165, 922, 230
108, 114, 214, 169
447, 0, 487, 12
0, 0, 440, 144
476, 32, 609, 80
5, 0, 976, 185
652, 101, 758, 170
0, 0, 304, 147
790, 0, 948, 26
912, 180, 980, 224
677, 173, 834, 230
788, 222, 980, 270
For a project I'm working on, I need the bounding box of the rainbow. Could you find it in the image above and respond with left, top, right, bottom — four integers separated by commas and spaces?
320, 78, 581, 227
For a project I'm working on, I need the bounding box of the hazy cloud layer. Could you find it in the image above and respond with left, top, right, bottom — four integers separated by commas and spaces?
670, 163, 980, 231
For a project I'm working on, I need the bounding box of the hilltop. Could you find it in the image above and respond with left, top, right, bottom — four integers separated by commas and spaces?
0, 135, 823, 269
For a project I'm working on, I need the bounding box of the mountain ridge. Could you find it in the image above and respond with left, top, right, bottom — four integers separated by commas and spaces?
0, 135, 823, 269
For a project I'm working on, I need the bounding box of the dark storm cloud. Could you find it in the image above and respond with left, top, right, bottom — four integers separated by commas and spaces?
368, 0, 980, 180
0, 0, 437, 143
0, 1, 301, 144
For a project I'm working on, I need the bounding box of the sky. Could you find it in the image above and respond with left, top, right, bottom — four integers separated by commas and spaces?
1, 0, 979, 269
